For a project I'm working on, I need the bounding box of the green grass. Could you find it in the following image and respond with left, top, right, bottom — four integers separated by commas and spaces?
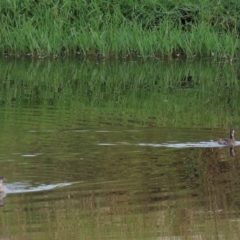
0, 0, 240, 59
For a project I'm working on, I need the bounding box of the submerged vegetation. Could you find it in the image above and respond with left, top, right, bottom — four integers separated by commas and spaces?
0, 0, 240, 59
0, 58, 240, 128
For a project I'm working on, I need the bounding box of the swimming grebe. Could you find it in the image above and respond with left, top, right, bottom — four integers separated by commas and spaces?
0, 177, 6, 192
218, 129, 235, 146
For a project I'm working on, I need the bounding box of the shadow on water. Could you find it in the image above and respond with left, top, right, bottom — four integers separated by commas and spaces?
0, 58, 240, 239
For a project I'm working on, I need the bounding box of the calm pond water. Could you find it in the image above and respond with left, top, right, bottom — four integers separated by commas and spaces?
1, 58, 240, 239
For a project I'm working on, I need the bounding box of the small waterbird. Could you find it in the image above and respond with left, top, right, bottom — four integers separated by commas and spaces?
0, 177, 6, 192
218, 129, 235, 146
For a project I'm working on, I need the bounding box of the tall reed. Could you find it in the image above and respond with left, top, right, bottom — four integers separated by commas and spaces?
0, 0, 240, 58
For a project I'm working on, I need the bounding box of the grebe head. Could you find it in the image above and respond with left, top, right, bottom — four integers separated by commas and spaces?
230, 129, 235, 138
0, 177, 6, 184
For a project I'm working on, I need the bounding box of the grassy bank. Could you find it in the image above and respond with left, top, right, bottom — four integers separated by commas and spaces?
0, 0, 240, 59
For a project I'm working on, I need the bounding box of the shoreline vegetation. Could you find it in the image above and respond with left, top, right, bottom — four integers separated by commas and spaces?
1, 0, 240, 60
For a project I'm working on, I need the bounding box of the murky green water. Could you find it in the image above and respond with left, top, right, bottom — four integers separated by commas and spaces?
1, 58, 240, 239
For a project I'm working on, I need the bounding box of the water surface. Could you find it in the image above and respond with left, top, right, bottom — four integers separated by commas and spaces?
0, 58, 240, 239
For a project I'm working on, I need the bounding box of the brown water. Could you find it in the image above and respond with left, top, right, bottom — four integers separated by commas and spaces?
1, 57, 240, 239
0, 107, 240, 240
